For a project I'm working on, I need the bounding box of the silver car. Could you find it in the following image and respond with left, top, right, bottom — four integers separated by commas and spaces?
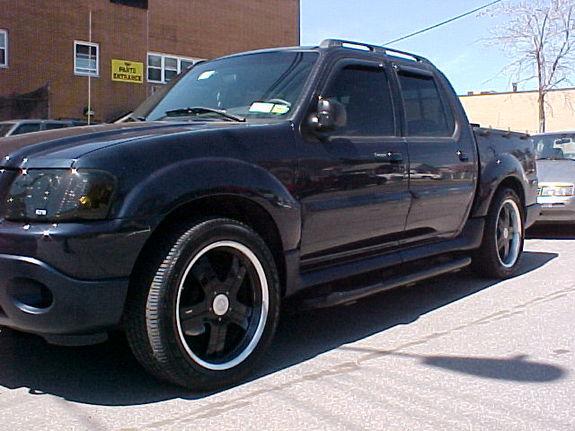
0, 119, 86, 138
534, 132, 575, 224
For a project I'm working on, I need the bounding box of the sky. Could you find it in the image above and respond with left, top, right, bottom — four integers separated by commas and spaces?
300, 0, 523, 95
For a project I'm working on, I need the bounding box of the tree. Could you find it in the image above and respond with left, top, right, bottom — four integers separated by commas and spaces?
488, 0, 575, 132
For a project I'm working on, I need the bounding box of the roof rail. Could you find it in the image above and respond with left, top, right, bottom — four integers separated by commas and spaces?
319, 39, 430, 64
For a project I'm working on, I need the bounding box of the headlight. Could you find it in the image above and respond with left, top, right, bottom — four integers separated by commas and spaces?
538, 184, 575, 197
5, 169, 116, 222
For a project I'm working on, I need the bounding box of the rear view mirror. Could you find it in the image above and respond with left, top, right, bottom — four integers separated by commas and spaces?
309, 98, 347, 131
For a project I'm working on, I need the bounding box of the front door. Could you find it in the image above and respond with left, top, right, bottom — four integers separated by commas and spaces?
296, 59, 411, 263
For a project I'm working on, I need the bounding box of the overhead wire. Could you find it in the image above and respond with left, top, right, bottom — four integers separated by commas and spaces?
385, 0, 503, 45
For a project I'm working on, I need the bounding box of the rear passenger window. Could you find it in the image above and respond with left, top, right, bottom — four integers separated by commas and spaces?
324, 65, 395, 137
398, 73, 454, 137
12, 123, 41, 135
45, 123, 67, 130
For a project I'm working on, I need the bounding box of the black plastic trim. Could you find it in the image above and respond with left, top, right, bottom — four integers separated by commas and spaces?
0, 254, 128, 336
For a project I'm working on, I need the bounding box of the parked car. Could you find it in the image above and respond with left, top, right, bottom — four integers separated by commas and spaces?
0, 119, 87, 138
0, 39, 539, 390
533, 131, 575, 224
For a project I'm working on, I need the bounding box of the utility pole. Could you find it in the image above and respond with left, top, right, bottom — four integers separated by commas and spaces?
87, 9, 92, 125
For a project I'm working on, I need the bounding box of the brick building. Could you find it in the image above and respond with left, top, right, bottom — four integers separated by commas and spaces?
0, 0, 300, 123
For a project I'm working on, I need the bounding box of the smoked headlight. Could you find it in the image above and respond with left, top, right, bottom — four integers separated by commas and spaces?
5, 169, 116, 222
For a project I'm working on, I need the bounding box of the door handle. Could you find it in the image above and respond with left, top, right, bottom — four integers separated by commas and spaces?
374, 152, 403, 163
457, 150, 469, 162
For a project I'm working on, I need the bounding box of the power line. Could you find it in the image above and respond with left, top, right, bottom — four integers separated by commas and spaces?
385, 0, 502, 45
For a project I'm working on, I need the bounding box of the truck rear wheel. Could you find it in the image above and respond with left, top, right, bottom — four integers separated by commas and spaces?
472, 187, 524, 278
125, 218, 280, 391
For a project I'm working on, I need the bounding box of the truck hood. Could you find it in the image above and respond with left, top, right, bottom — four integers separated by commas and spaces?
0, 121, 249, 169
536, 159, 575, 184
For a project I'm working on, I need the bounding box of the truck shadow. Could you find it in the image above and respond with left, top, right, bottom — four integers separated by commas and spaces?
0, 250, 559, 406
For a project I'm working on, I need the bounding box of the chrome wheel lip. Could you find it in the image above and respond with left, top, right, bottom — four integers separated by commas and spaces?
175, 240, 269, 371
496, 199, 522, 268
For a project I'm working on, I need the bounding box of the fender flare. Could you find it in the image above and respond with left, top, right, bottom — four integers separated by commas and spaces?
472, 153, 528, 218
117, 158, 301, 251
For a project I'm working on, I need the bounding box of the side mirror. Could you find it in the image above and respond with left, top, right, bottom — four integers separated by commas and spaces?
309, 98, 347, 131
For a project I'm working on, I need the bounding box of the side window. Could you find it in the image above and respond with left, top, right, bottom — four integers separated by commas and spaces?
398, 72, 454, 137
323, 65, 395, 137
12, 123, 41, 135
44, 123, 67, 130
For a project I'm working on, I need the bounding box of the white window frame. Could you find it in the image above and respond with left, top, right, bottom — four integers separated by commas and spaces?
147, 52, 201, 84
0, 29, 8, 68
74, 40, 99, 77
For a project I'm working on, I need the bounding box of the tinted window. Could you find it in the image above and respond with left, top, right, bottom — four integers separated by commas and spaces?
324, 65, 395, 137
110, 0, 148, 8
398, 73, 454, 137
45, 123, 68, 130
12, 123, 41, 135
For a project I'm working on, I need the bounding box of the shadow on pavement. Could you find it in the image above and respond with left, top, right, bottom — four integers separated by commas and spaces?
0, 250, 559, 406
527, 224, 575, 240
336, 348, 566, 383
419, 353, 565, 382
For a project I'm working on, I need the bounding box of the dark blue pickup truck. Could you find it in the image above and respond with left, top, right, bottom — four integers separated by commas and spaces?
0, 39, 539, 390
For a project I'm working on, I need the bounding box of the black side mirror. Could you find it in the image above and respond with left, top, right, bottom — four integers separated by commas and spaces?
309, 98, 347, 131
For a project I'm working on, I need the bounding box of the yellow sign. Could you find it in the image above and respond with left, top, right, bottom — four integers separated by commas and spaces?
111, 59, 143, 84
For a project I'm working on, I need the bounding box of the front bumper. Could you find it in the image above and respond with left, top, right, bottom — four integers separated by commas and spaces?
0, 254, 128, 337
535, 196, 575, 224
0, 219, 151, 341
525, 203, 542, 228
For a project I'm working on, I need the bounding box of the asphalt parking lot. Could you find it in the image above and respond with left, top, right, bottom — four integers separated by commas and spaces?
0, 226, 573, 431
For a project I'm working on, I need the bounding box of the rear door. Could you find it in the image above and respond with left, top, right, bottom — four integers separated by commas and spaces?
396, 66, 476, 243
297, 59, 410, 262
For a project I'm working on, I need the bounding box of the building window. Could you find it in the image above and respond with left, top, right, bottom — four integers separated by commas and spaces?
147, 53, 201, 84
0, 29, 7, 67
74, 41, 99, 76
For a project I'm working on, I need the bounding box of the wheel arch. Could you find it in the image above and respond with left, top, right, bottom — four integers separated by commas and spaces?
472, 154, 527, 218
130, 194, 292, 297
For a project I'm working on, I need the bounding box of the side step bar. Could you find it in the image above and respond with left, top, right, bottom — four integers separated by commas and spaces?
301, 256, 472, 310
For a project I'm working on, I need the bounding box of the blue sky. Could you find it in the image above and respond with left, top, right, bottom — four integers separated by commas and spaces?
300, 0, 522, 95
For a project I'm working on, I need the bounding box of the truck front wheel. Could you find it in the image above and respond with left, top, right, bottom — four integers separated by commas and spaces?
125, 218, 281, 390
472, 187, 524, 278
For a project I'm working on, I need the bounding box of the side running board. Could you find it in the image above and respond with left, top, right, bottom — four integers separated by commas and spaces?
301, 256, 472, 310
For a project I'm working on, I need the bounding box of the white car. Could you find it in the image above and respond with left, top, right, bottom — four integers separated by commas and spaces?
533, 132, 575, 224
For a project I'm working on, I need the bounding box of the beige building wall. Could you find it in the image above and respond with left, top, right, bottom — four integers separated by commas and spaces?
459, 88, 575, 134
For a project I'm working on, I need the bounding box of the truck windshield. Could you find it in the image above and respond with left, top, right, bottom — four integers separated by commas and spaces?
535, 134, 575, 161
144, 51, 318, 122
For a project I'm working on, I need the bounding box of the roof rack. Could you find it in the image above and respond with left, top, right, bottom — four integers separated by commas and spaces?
319, 39, 430, 64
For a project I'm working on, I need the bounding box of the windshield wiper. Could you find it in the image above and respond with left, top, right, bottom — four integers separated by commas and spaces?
162, 107, 245, 122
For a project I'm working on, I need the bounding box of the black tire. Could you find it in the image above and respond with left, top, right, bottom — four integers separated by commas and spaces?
125, 218, 281, 391
472, 187, 524, 279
